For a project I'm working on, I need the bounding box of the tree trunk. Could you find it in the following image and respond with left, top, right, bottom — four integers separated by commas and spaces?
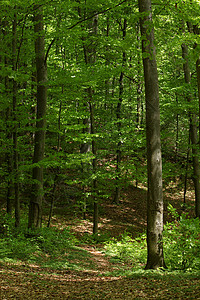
79, 4, 98, 233
12, 10, 20, 227
86, 14, 98, 234
192, 26, 200, 137
182, 42, 200, 218
28, 5, 47, 228
113, 18, 127, 205
138, 0, 166, 269
89, 91, 98, 234
2, 19, 13, 214
136, 22, 143, 129
196, 56, 200, 135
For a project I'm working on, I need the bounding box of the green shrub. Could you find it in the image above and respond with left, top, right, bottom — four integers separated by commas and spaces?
104, 232, 147, 267
28, 227, 79, 256
0, 212, 78, 263
163, 204, 200, 271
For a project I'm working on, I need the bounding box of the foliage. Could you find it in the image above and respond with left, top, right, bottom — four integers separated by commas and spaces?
104, 208, 200, 272
104, 232, 146, 268
163, 204, 200, 271
80, 231, 111, 244
0, 212, 79, 267
1, 0, 200, 281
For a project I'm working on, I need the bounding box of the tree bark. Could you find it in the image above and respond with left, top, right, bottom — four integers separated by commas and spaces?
86, 14, 98, 234
2, 18, 13, 214
113, 18, 127, 205
138, 0, 166, 269
192, 26, 200, 137
28, 5, 47, 228
12, 10, 20, 227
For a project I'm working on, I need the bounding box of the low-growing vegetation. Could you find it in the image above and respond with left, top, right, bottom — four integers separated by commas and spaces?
0, 200, 200, 299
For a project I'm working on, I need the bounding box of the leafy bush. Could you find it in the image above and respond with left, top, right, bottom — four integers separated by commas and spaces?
0, 212, 78, 263
163, 204, 200, 271
28, 227, 79, 256
104, 232, 147, 267
80, 232, 111, 244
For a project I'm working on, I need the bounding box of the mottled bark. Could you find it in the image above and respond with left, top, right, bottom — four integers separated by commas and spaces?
138, 0, 166, 269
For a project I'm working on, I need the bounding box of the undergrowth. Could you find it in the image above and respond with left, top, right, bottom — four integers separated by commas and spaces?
0, 211, 82, 269
0, 205, 200, 274
163, 204, 200, 271
103, 205, 200, 273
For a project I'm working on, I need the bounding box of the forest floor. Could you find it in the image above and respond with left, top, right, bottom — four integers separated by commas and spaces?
0, 184, 200, 299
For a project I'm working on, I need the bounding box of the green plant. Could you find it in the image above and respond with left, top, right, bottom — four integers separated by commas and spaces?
80, 232, 111, 244
164, 205, 200, 271
104, 232, 146, 268
0, 211, 79, 264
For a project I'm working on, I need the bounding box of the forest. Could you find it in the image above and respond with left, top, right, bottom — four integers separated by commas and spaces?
0, 0, 200, 298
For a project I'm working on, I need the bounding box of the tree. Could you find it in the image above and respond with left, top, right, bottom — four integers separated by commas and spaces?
113, 18, 127, 205
28, 4, 47, 228
138, 0, 166, 269
12, 7, 20, 227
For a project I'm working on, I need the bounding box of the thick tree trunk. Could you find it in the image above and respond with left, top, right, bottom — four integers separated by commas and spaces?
182, 43, 200, 218
28, 6, 47, 228
138, 0, 166, 269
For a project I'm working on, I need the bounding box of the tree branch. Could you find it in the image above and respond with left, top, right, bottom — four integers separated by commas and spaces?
45, 0, 130, 61
67, 0, 129, 30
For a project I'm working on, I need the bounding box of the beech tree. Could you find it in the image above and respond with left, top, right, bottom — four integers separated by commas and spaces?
28, 5, 47, 228
12, 8, 20, 227
138, 0, 166, 269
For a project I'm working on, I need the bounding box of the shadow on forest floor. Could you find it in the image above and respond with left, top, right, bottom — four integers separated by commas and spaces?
0, 183, 199, 299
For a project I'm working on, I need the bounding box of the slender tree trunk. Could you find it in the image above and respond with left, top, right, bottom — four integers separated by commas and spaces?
57, 98, 62, 151
28, 6, 47, 228
79, 3, 98, 232
88, 90, 98, 234
182, 42, 200, 218
113, 19, 127, 205
175, 95, 179, 161
86, 14, 98, 234
105, 18, 110, 107
138, 0, 166, 269
192, 26, 200, 137
196, 56, 200, 135
184, 134, 190, 205
136, 22, 143, 128
12, 10, 20, 227
78, 4, 93, 219
2, 19, 13, 214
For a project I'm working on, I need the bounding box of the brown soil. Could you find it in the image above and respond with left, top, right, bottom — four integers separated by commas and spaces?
0, 184, 199, 299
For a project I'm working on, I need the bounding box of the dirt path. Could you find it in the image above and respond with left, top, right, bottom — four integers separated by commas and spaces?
0, 185, 199, 299
1, 262, 199, 299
